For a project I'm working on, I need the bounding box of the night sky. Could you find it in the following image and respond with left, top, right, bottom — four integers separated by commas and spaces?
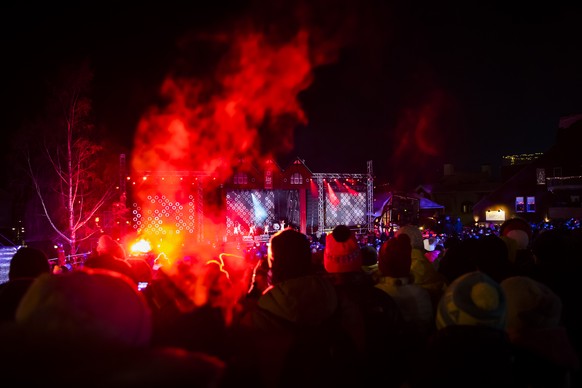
3, 1, 582, 189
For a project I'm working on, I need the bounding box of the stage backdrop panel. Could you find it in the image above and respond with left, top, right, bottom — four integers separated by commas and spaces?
325, 192, 367, 229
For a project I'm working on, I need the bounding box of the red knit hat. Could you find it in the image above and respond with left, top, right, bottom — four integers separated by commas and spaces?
324, 225, 362, 273
378, 234, 412, 278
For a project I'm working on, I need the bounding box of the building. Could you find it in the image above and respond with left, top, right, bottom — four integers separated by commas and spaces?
473, 114, 582, 224
422, 163, 501, 227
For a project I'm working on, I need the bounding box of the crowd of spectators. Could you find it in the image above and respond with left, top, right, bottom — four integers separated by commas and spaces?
0, 216, 580, 387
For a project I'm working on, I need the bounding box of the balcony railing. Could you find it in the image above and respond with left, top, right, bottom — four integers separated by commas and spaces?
547, 175, 582, 190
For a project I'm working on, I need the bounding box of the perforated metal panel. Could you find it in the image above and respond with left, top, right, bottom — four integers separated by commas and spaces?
312, 170, 373, 232
225, 190, 275, 236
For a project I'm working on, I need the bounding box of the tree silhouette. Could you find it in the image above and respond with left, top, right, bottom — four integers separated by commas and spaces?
17, 61, 119, 257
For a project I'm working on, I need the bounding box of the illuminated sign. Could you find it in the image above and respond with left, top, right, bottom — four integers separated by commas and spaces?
486, 209, 506, 221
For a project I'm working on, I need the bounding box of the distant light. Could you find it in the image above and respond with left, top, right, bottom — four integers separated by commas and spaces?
131, 239, 152, 254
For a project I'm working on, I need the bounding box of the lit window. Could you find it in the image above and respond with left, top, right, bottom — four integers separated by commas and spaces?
526, 196, 536, 213
515, 196, 525, 213
234, 172, 248, 185
290, 172, 303, 185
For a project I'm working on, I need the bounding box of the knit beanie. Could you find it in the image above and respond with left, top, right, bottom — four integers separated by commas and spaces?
9, 247, 51, 280
324, 225, 362, 273
395, 225, 424, 250
15, 268, 152, 348
269, 228, 313, 283
505, 230, 530, 250
436, 271, 506, 330
501, 276, 580, 371
500, 218, 532, 249
378, 234, 412, 278
500, 276, 562, 330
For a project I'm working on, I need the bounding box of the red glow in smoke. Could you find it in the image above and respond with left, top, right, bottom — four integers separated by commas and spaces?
390, 89, 457, 188
130, 28, 328, 256
154, 247, 253, 326
392, 90, 457, 160
126, 12, 347, 318
132, 30, 316, 182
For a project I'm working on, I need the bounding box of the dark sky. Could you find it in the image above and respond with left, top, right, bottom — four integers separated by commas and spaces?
3, 1, 582, 189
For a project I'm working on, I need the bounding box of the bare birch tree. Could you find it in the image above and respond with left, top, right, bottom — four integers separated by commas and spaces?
23, 61, 118, 256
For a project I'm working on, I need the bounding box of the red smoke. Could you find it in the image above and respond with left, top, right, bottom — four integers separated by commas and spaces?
127, 4, 353, 318
390, 89, 458, 188
130, 28, 320, 243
